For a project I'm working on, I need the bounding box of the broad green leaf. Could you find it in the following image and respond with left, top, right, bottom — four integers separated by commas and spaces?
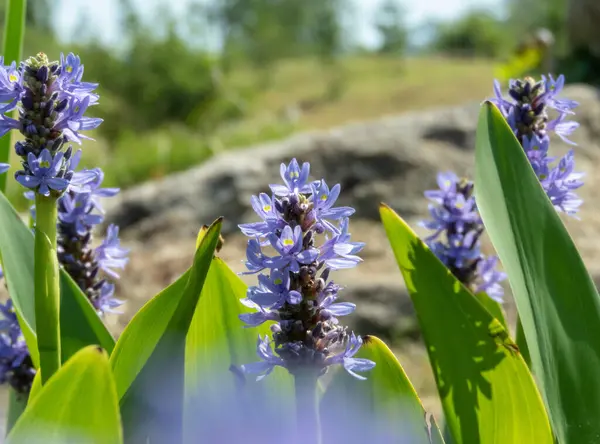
6, 346, 122, 444
0, 192, 115, 366
380, 204, 553, 444
59, 271, 115, 360
0, 0, 26, 192
475, 101, 600, 443
321, 335, 445, 443
111, 218, 223, 442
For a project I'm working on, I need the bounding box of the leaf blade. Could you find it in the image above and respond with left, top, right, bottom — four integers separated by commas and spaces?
380, 204, 553, 444
474, 101, 600, 443
6, 346, 122, 444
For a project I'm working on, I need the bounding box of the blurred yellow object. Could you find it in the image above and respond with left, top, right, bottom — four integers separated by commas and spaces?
494, 47, 544, 82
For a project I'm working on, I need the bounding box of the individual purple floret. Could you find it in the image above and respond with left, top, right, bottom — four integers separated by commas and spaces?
421, 172, 506, 303
491, 74, 583, 216
238, 159, 374, 381
0, 52, 103, 197
16, 150, 69, 196
0, 300, 36, 395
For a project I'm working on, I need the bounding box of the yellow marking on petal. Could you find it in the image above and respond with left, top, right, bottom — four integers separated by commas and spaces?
320, 194, 328, 201
540, 174, 547, 179
74, 105, 80, 113
39, 161, 50, 168
8, 74, 17, 83
263, 205, 272, 212
66, 66, 73, 73
455, 201, 464, 209
533, 145, 540, 151
283, 239, 294, 246
274, 278, 283, 285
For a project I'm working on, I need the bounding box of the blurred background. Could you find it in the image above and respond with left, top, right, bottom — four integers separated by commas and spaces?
4, 0, 599, 201
3, 0, 600, 422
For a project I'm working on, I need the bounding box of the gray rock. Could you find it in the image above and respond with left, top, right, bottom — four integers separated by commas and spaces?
104, 103, 482, 237
106, 84, 600, 341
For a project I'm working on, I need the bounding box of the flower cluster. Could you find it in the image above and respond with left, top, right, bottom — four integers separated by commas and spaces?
491, 74, 584, 215
238, 159, 375, 380
55, 167, 129, 314
422, 172, 506, 302
0, 52, 102, 197
0, 301, 35, 395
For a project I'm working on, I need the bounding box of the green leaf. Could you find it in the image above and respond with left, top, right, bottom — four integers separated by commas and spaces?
0, 192, 114, 368
111, 218, 223, 442
0, 0, 26, 193
473, 292, 508, 330
59, 271, 116, 360
6, 346, 122, 444
28, 370, 42, 402
380, 204, 553, 444
475, 101, 600, 443
321, 335, 445, 443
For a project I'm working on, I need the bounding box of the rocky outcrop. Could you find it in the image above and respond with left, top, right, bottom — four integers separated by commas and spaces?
109, 85, 600, 340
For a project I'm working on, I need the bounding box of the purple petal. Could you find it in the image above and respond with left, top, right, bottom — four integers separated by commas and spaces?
296, 248, 319, 264
327, 302, 356, 316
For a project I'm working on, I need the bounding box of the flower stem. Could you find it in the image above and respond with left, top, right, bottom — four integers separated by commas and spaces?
34, 194, 61, 384
294, 370, 321, 444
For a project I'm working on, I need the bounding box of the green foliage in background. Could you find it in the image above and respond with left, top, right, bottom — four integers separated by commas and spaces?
430, 10, 514, 58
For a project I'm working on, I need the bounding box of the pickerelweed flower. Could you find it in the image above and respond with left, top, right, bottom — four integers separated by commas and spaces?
238, 159, 375, 381
0, 166, 127, 394
56, 170, 129, 314
421, 172, 506, 302
0, 52, 102, 197
18, 166, 129, 315
0, 300, 36, 395
490, 74, 584, 215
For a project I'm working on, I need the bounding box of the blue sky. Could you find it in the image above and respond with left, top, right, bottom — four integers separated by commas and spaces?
55, 0, 505, 48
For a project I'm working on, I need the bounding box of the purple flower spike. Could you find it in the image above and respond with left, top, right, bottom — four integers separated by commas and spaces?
16, 149, 68, 196
239, 159, 373, 380
491, 75, 584, 216
422, 172, 506, 302
53, 166, 128, 316
3, 52, 103, 196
